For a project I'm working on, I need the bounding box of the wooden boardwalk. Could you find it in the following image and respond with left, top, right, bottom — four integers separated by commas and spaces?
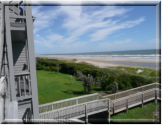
39, 83, 160, 123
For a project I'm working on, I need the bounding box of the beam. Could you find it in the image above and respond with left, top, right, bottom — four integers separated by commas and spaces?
31, 1, 160, 6
25, 6, 39, 120
156, 0, 162, 122
5, 6, 17, 101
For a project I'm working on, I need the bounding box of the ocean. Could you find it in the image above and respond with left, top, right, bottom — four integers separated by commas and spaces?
38, 49, 161, 69
40, 49, 160, 59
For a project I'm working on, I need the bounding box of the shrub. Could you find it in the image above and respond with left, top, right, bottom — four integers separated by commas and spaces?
50, 66, 57, 72
125, 82, 132, 89
119, 83, 125, 90
82, 74, 95, 94
75, 71, 85, 81
111, 82, 118, 93
100, 74, 110, 90
69, 75, 74, 84
72, 59, 77, 62
46, 66, 51, 71
36, 58, 155, 91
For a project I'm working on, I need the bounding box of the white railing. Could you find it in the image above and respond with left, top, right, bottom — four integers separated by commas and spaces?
39, 93, 98, 114
109, 88, 160, 114
39, 83, 160, 120
39, 98, 109, 121
102, 83, 160, 100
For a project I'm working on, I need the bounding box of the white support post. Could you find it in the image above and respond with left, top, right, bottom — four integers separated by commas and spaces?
108, 99, 110, 123
0, 97, 4, 123
142, 93, 144, 108
85, 104, 88, 123
126, 98, 128, 113
76, 99, 78, 105
155, 89, 157, 103
113, 102, 115, 114
57, 111, 59, 124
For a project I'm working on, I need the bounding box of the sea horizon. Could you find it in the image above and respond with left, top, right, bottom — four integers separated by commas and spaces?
37, 49, 159, 55
37, 49, 160, 59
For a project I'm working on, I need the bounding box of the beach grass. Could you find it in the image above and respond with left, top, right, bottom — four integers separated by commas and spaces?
111, 101, 160, 123
109, 66, 157, 77
37, 70, 105, 105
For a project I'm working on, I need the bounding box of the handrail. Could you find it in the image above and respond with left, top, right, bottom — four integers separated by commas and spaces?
39, 85, 160, 120
112, 88, 158, 103
39, 93, 98, 107
39, 98, 109, 115
103, 83, 158, 98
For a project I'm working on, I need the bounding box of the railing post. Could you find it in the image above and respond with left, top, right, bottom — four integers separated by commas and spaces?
107, 99, 110, 123
85, 104, 88, 123
115, 94, 116, 100
126, 98, 128, 113
142, 93, 144, 108
76, 99, 78, 105
155, 89, 157, 103
57, 111, 59, 124
113, 102, 115, 114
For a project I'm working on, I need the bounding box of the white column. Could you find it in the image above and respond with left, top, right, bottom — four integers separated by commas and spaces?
85, 104, 88, 123
7, 101, 18, 119
0, 97, 4, 123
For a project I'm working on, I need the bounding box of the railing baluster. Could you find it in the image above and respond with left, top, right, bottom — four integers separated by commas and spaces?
18, 76, 21, 97
23, 75, 26, 96
29, 75, 31, 95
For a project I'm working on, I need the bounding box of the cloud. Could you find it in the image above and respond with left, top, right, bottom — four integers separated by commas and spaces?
90, 17, 145, 41
48, 34, 64, 43
32, 6, 59, 34
52, 6, 135, 45
33, 6, 147, 53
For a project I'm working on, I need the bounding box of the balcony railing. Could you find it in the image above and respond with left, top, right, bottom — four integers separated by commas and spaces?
15, 73, 32, 101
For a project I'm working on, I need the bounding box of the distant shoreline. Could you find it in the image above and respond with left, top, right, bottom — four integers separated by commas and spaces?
36, 56, 160, 69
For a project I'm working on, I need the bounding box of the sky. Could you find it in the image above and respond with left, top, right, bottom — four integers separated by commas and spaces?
32, 5, 156, 55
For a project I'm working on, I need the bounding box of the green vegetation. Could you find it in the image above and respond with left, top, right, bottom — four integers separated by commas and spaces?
37, 70, 105, 105
111, 101, 160, 123
36, 58, 159, 92
36, 58, 160, 122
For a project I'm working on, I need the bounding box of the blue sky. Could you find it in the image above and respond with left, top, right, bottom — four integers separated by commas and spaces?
32, 5, 156, 55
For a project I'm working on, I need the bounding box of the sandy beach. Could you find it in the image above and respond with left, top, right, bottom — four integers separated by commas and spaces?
36, 55, 160, 69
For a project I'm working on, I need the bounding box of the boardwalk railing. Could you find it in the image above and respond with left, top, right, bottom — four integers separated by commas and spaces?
102, 83, 160, 100
39, 98, 110, 122
39, 83, 160, 120
39, 93, 98, 114
109, 87, 160, 115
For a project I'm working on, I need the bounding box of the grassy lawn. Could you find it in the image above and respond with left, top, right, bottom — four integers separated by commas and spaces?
111, 101, 160, 123
37, 70, 160, 122
37, 70, 105, 105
